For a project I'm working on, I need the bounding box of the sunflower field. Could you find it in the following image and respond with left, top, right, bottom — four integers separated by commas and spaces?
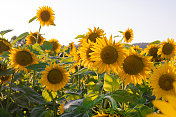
0, 6, 176, 117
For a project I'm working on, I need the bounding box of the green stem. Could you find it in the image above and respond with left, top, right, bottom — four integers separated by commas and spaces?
48, 91, 57, 117
36, 25, 41, 44
6, 74, 14, 111
77, 64, 81, 91
33, 71, 36, 89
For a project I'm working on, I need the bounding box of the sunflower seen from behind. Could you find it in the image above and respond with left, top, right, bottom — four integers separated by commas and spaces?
79, 41, 95, 69
48, 39, 62, 53
119, 48, 153, 86
26, 32, 45, 45
158, 38, 176, 60
149, 61, 176, 100
0, 38, 12, 55
79, 27, 105, 45
90, 35, 127, 73
36, 6, 55, 26
123, 28, 134, 43
147, 82, 176, 117
9, 47, 38, 72
41, 63, 70, 91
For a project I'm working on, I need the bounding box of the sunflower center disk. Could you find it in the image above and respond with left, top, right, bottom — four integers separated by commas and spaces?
40, 10, 51, 21
15, 51, 33, 66
0, 41, 10, 53
125, 31, 131, 40
149, 47, 158, 58
123, 55, 144, 75
162, 43, 174, 55
100, 46, 118, 64
88, 33, 100, 43
159, 74, 174, 91
30, 34, 37, 44
47, 69, 63, 84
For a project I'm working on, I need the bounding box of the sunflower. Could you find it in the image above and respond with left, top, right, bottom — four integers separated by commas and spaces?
58, 101, 65, 115
48, 39, 62, 53
132, 45, 142, 52
0, 38, 12, 55
123, 28, 134, 43
149, 61, 176, 100
26, 32, 45, 45
0, 63, 11, 85
147, 82, 176, 117
90, 35, 127, 73
9, 47, 38, 72
68, 42, 77, 56
41, 63, 70, 91
79, 27, 105, 45
36, 6, 55, 26
79, 41, 95, 69
158, 38, 176, 60
119, 48, 153, 86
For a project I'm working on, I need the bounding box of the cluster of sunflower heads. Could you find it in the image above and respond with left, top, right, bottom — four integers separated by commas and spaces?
1, 5, 176, 117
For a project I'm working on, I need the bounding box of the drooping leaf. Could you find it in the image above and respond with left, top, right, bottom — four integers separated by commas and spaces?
31, 106, 48, 117
26, 63, 48, 72
73, 68, 97, 76
103, 96, 118, 110
0, 108, 13, 117
29, 16, 38, 23
65, 92, 82, 100
103, 73, 120, 93
0, 29, 13, 36
12, 32, 29, 45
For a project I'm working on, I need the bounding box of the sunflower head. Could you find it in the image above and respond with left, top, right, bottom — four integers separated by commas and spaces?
0, 38, 12, 55
36, 6, 55, 26
41, 63, 70, 91
145, 44, 160, 62
26, 32, 45, 45
0, 63, 11, 85
48, 39, 62, 53
79, 41, 95, 69
119, 48, 153, 86
90, 35, 127, 73
158, 38, 176, 60
79, 27, 106, 45
9, 47, 38, 72
132, 45, 142, 52
123, 28, 134, 43
149, 61, 176, 100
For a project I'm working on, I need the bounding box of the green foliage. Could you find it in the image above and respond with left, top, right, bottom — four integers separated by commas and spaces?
74, 34, 86, 39
42, 89, 57, 102
104, 73, 120, 93
26, 63, 48, 72
149, 40, 160, 45
41, 41, 53, 51
29, 16, 37, 23
0, 29, 13, 37
12, 32, 29, 45
0, 68, 14, 76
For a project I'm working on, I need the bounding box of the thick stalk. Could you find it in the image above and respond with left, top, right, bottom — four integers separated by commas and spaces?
49, 91, 57, 117
32, 71, 36, 89
36, 25, 41, 44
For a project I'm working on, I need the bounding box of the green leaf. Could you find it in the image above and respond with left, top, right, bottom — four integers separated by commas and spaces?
42, 89, 57, 102
29, 16, 37, 23
74, 34, 85, 39
73, 68, 97, 76
103, 96, 118, 110
26, 63, 48, 72
0, 109, 12, 117
12, 32, 29, 45
103, 73, 120, 93
0, 51, 10, 58
0, 29, 13, 36
0, 68, 15, 76
51, 23, 56, 26
112, 90, 139, 104
65, 92, 82, 100
114, 35, 120, 38
118, 31, 123, 33
31, 106, 48, 117
60, 57, 73, 64
41, 41, 53, 51
149, 40, 160, 45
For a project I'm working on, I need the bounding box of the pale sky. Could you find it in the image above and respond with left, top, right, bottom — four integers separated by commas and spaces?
0, 0, 176, 45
